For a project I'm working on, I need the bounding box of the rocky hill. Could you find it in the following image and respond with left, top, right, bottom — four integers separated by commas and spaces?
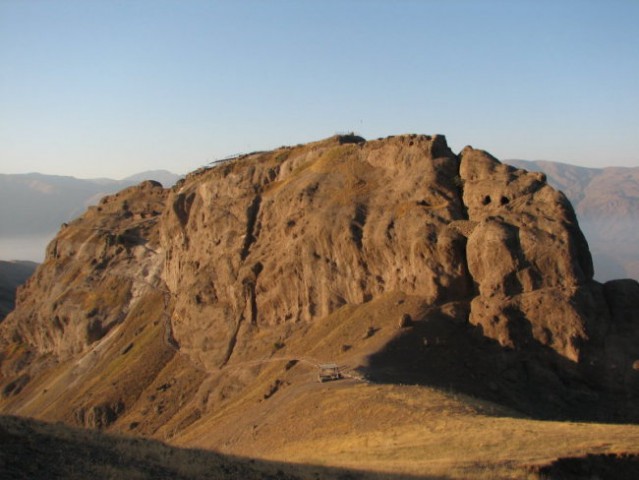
1, 134, 638, 479
510, 160, 639, 281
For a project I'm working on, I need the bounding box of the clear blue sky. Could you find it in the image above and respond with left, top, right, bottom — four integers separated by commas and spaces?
1, 0, 638, 178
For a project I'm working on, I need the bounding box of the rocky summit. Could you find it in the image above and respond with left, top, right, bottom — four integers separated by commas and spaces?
1, 134, 638, 477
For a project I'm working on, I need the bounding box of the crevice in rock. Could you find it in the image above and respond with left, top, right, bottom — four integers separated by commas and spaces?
451, 151, 474, 297
245, 278, 258, 325
173, 192, 196, 227
453, 151, 469, 220
385, 219, 395, 241
350, 203, 368, 250
240, 195, 262, 261
219, 313, 243, 368
220, 264, 263, 368
158, 281, 180, 351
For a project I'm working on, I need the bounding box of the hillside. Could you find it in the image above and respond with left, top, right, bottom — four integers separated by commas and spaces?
510, 160, 639, 281
1, 134, 638, 479
0, 414, 395, 480
2, 408, 639, 480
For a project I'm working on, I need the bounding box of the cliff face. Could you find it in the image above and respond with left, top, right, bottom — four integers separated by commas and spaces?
1, 134, 638, 436
162, 135, 475, 370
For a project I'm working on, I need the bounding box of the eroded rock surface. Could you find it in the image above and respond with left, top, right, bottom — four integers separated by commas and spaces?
458, 146, 599, 363
162, 135, 475, 369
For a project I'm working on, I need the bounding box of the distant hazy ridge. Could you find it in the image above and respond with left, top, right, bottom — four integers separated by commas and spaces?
0, 170, 180, 261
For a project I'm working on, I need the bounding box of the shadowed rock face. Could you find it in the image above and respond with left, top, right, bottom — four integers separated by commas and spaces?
530, 453, 639, 480
0, 134, 638, 428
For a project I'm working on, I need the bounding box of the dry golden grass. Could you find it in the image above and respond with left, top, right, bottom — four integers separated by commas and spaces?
155, 294, 639, 479
3, 414, 412, 480
176, 379, 639, 480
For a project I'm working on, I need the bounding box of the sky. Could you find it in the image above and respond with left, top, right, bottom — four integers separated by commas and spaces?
0, 0, 638, 179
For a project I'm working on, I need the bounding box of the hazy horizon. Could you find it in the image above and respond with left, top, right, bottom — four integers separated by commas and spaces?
0, 234, 52, 263
0, 168, 182, 182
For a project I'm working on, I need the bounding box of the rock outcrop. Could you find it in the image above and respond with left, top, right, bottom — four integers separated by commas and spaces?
459, 146, 596, 362
0, 134, 638, 432
161, 135, 474, 369
1, 180, 167, 363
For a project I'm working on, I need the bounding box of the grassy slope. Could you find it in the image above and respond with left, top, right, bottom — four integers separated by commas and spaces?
175, 378, 639, 480
3, 289, 639, 479
171, 294, 639, 480
1, 414, 433, 480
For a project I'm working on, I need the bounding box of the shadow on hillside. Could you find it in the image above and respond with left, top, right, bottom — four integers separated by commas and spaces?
0, 414, 448, 480
530, 453, 639, 480
364, 310, 639, 423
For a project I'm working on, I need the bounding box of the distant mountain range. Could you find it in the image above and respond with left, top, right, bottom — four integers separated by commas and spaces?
0, 170, 181, 261
509, 160, 639, 281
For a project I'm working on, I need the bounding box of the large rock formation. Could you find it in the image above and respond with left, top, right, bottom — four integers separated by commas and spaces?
161, 135, 476, 370
459, 147, 596, 362
1, 180, 167, 361
0, 134, 638, 435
